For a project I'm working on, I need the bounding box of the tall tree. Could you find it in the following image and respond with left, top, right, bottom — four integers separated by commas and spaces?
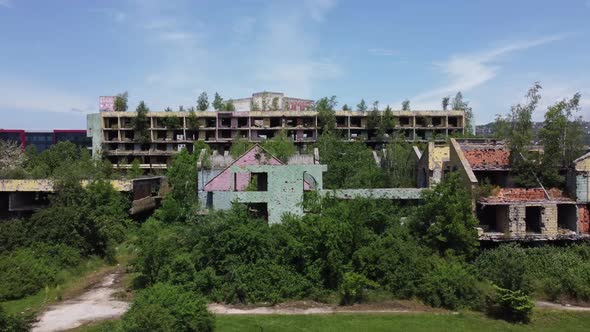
508, 83, 542, 187
133, 101, 151, 145
315, 96, 338, 134
212, 93, 224, 111
356, 99, 368, 112
491, 114, 510, 139
401, 99, 410, 111
342, 104, 350, 111
114, 92, 128, 112
451, 92, 474, 135
197, 92, 209, 112
442, 96, 450, 111
539, 93, 583, 187
187, 108, 199, 130
382, 105, 395, 133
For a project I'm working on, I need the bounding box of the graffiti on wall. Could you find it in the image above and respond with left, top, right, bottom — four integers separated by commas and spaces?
99, 96, 115, 112
288, 100, 313, 111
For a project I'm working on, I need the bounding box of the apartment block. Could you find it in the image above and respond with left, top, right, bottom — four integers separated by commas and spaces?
88, 93, 465, 169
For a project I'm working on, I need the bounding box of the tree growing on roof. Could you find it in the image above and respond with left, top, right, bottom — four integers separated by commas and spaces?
539, 92, 583, 187
114, 91, 128, 112
229, 137, 254, 159
451, 92, 473, 135
261, 130, 296, 163
0, 139, 25, 179
342, 104, 350, 111
225, 100, 236, 112
401, 99, 410, 111
442, 96, 450, 111
133, 101, 151, 145
356, 99, 368, 112
197, 92, 209, 112
187, 107, 199, 130
316, 96, 338, 134
382, 105, 396, 134
213, 92, 224, 111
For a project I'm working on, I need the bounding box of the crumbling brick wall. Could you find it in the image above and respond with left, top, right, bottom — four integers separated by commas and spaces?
578, 205, 590, 234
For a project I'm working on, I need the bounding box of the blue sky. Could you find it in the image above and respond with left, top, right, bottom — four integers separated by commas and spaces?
1, 0, 590, 130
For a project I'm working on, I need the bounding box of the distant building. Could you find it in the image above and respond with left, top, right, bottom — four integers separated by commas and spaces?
89, 92, 466, 169
0, 129, 91, 152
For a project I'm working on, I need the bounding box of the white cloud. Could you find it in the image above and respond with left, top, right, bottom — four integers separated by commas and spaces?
368, 48, 399, 56
305, 0, 337, 22
0, 79, 94, 114
0, 0, 11, 8
411, 35, 567, 107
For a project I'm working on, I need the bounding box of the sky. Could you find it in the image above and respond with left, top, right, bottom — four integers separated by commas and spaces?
1, 0, 590, 130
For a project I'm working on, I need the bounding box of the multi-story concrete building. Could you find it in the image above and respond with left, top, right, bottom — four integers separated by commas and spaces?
87, 92, 465, 169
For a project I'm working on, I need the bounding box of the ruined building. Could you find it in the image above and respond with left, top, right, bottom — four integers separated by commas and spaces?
88, 92, 465, 169
448, 138, 586, 241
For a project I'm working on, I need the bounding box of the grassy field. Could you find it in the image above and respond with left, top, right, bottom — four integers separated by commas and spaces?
76, 310, 590, 332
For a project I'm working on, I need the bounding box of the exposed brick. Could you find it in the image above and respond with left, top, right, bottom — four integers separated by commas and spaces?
578, 205, 590, 234
463, 149, 510, 170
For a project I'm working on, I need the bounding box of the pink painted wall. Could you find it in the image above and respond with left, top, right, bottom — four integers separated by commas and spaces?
204, 146, 282, 191
204, 145, 312, 191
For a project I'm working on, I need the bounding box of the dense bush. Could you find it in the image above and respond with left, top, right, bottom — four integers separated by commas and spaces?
0, 244, 80, 300
476, 244, 590, 302
339, 272, 379, 305
121, 283, 214, 332
486, 286, 534, 323
0, 306, 34, 332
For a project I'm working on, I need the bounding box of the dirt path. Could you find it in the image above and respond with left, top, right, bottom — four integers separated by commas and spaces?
536, 301, 590, 311
32, 270, 129, 332
208, 300, 437, 315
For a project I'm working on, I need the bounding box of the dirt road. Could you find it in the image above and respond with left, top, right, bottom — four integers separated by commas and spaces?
32, 270, 129, 332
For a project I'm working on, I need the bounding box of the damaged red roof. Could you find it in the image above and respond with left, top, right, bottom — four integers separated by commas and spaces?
463, 149, 510, 170
479, 188, 574, 204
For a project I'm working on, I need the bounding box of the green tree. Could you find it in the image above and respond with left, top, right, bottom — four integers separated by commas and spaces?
316, 96, 338, 134
382, 105, 395, 133
132, 101, 151, 145
261, 130, 296, 163
162, 108, 181, 129
508, 83, 542, 187
356, 99, 368, 112
382, 138, 416, 187
229, 137, 254, 158
225, 100, 236, 112
315, 133, 383, 189
128, 159, 143, 179
0, 140, 25, 179
114, 91, 128, 112
491, 114, 510, 139
342, 104, 350, 111
451, 92, 474, 135
197, 92, 209, 112
156, 148, 199, 223
212, 92, 224, 111
187, 108, 199, 130
401, 99, 410, 111
442, 96, 450, 111
410, 172, 479, 258
539, 93, 583, 187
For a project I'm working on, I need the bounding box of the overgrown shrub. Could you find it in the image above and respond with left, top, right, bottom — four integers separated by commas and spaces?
486, 286, 534, 323
0, 244, 80, 300
121, 283, 214, 332
418, 257, 484, 310
0, 306, 34, 332
339, 272, 379, 305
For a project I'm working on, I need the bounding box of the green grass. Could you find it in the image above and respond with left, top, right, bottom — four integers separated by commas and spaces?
75, 310, 590, 332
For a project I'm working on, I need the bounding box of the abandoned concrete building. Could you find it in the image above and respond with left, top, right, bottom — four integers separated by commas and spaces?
88, 92, 465, 169
0, 177, 166, 219
417, 142, 450, 188
448, 138, 586, 241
